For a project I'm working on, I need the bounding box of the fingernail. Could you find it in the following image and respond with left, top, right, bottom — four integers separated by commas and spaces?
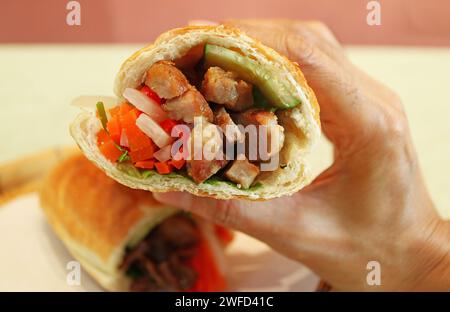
188, 20, 218, 26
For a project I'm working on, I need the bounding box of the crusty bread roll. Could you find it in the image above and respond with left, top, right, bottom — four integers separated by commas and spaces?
70, 25, 321, 200
39, 154, 227, 291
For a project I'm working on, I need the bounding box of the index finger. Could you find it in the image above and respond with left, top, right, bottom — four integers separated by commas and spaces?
153, 191, 294, 237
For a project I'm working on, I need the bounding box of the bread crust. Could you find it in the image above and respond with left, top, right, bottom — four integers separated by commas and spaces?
71, 25, 321, 200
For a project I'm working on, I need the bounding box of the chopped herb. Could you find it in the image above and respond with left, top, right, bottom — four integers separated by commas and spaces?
204, 176, 239, 188
249, 182, 263, 191
96, 101, 108, 130
114, 143, 125, 152
113, 143, 130, 163
141, 170, 155, 178
203, 176, 227, 186
118, 150, 130, 163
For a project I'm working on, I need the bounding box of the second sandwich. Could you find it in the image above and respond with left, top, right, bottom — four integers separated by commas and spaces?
39, 154, 232, 291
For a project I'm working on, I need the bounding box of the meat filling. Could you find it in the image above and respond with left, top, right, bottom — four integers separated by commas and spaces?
214, 107, 244, 143
163, 88, 213, 123
201, 67, 253, 112
120, 214, 201, 291
187, 121, 229, 183
145, 61, 190, 99
233, 109, 285, 158
106, 50, 288, 187
146, 61, 284, 185
225, 157, 260, 189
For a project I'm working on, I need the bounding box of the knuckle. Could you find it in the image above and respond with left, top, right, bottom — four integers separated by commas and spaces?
304, 20, 339, 43
378, 109, 409, 140
368, 109, 415, 164
284, 33, 315, 63
215, 200, 240, 228
306, 20, 329, 32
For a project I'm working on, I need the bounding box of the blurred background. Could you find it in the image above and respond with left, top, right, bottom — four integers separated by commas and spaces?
1, 0, 450, 218
2, 0, 450, 45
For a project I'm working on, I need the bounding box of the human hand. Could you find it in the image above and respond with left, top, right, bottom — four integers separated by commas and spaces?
155, 19, 450, 290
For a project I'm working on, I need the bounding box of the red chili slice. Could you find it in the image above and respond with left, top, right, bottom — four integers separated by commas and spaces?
140, 85, 163, 105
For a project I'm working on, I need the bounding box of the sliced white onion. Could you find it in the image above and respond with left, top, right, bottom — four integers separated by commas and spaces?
153, 145, 172, 162
71, 95, 118, 112
136, 114, 173, 148
123, 88, 168, 123
120, 130, 129, 147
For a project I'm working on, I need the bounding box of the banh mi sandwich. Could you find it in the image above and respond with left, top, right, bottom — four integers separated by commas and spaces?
39, 154, 232, 291
71, 25, 320, 200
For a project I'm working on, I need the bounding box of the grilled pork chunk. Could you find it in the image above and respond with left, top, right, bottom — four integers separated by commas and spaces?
144, 59, 284, 185
201, 67, 253, 112
145, 61, 190, 99
214, 107, 244, 143
225, 157, 260, 189
163, 88, 214, 123
233, 109, 285, 158
186, 121, 229, 183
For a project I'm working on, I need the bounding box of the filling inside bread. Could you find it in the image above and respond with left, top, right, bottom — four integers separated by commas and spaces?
96, 44, 301, 189
120, 213, 228, 291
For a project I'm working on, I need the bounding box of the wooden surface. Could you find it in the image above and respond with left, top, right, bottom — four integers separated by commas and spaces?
0, 147, 77, 205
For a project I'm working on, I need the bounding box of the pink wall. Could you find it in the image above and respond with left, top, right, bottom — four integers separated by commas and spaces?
1, 0, 450, 45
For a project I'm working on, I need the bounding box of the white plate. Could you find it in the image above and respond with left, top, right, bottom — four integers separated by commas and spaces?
0, 194, 318, 291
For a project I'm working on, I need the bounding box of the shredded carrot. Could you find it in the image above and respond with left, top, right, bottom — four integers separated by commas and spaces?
120, 109, 153, 152
97, 129, 109, 146
119, 107, 139, 124
119, 102, 134, 116
169, 159, 185, 170
99, 139, 122, 162
154, 162, 173, 174
106, 117, 121, 144
134, 160, 155, 169
129, 147, 155, 163
98, 102, 159, 164
109, 106, 120, 118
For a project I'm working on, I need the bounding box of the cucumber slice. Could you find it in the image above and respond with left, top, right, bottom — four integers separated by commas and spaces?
204, 44, 300, 109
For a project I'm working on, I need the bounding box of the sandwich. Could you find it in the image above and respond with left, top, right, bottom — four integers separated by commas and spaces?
70, 25, 320, 200
39, 154, 232, 291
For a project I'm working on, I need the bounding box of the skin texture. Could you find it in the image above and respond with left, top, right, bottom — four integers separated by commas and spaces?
154, 19, 450, 291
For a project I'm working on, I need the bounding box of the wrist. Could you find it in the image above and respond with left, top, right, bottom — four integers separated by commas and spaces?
408, 219, 450, 290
